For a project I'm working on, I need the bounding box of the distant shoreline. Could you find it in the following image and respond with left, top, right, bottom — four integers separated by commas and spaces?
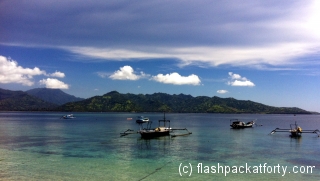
0, 111, 318, 115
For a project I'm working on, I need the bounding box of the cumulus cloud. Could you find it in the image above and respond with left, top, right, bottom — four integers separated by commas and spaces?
47, 71, 65, 78
0, 56, 68, 88
108, 66, 201, 86
229, 80, 255, 87
229, 72, 242, 80
151, 72, 201, 85
0, 55, 45, 86
39, 78, 69, 89
217, 90, 228, 94
109, 65, 148, 80
227, 72, 255, 87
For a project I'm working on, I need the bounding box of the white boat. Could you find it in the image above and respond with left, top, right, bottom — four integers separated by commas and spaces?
136, 116, 149, 123
62, 114, 75, 119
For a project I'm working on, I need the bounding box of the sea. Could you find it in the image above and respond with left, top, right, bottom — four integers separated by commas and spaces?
0, 112, 320, 181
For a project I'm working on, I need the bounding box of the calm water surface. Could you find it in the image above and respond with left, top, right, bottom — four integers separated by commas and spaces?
0, 112, 320, 180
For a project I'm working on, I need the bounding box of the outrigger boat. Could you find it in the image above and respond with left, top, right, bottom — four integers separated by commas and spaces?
120, 112, 192, 138
138, 118, 171, 138
270, 122, 320, 137
230, 119, 255, 129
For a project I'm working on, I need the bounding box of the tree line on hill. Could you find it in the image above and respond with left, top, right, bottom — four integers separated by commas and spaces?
0, 88, 314, 114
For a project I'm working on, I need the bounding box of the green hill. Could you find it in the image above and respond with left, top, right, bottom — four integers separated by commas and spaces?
0, 88, 57, 111
56, 91, 312, 114
26, 88, 84, 105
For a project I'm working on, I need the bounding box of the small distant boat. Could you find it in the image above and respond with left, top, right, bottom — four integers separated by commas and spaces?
62, 114, 75, 119
136, 116, 149, 123
270, 122, 320, 137
230, 119, 255, 129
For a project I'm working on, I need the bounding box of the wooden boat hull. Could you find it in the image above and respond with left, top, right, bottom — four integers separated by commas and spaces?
230, 120, 255, 129
139, 131, 170, 138
139, 127, 171, 138
290, 129, 302, 137
230, 125, 253, 129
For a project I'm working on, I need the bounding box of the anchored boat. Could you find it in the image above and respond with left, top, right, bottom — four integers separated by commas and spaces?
270, 122, 320, 137
61, 114, 75, 119
138, 122, 171, 138
138, 113, 172, 138
230, 119, 255, 129
120, 112, 192, 138
136, 116, 150, 123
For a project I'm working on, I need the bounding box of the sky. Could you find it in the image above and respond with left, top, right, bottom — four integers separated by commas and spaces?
0, 0, 320, 112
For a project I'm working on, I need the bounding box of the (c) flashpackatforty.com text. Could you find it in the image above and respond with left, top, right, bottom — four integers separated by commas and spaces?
178, 162, 315, 177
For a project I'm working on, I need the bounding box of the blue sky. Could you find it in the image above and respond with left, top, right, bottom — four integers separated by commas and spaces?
1, 0, 320, 112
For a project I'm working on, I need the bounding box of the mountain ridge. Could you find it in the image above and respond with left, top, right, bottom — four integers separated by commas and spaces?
0, 88, 57, 111
26, 88, 84, 105
56, 91, 314, 114
0, 89, 315, 114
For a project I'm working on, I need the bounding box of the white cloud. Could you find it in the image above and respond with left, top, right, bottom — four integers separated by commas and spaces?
217, 90, 228, 94
0, 55, 45, 86
151, 72, 201, 85
64, 42, 319, 69
227, 72, 255, 87
65, 47, 169, 61
47, 71, 65, 78
109, 65, 148, 80
108, 66, 200, 86
0, 56, 68, 88
39, 78, 69, 89
229, 72, 241, 80
58, 1, 320, 70
3, 1, 320, 70
228, 80, 255, 87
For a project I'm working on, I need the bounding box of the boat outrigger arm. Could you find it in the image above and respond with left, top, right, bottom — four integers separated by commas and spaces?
120, 112, 192, 137
270, 128, 320, 137
120, 129, 137, 136
269, 122, 320, 137
170, 128, 192, 137
120, 127, 192, 137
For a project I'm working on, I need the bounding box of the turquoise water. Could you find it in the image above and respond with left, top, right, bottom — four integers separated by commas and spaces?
0, 112, 320, 180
